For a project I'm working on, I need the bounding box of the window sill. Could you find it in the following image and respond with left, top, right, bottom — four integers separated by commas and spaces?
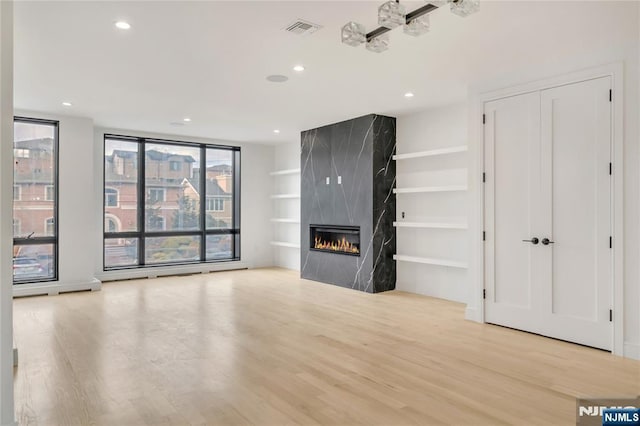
97, 260, 249, 282
13, 278, 101, 298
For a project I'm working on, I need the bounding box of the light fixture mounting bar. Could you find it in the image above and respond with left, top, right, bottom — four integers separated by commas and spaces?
366, 2, 440, 42
406, 4, 439, 22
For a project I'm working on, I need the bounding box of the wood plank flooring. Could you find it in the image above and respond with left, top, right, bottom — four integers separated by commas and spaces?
13, 268, 640, 425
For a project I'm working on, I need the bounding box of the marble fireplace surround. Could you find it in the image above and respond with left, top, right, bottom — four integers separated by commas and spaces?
300, 114, 396, 293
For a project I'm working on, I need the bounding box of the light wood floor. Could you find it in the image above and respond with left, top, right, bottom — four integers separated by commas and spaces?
13, 268, 640, 425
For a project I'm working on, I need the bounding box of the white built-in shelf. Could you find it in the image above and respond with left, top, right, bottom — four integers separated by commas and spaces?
393, 254, 468, 269
393, 145, 467, 161
270, 241, 301, 249
270, 194, 301, 199
393, 185, 467, 194
270, 218, 301, 224
269, 168, 301, 176
394, 221, 468, 230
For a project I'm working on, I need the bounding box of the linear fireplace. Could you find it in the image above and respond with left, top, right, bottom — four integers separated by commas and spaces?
310, 225, 360, 256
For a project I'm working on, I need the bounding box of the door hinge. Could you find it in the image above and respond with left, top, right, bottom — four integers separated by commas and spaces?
609, 89, 612, 102
482, 172, 486, 183
483, 231, 486, 241
609, 162, 612, 175
483, 289, 486, 300
482, 114, 486, 124
609, 309, 613, 322
610, 236, 613, 249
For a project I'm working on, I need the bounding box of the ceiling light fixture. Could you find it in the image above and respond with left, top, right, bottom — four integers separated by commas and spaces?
273, 129, 281, 134
183, 118, 192, 122
114, 21, 131, 30
293, 65, 305, 72
342, 0, 479, 53
404, 92, 414, 98
61, 102, 72, 107
266, 75, 289, 83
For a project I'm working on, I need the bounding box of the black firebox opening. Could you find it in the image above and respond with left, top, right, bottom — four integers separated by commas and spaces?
310, 225, 361, 256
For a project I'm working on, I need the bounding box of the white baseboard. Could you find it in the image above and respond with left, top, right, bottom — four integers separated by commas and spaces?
465, 306, 482, 323
623, 342, 640, 360
13, 278, 101, 298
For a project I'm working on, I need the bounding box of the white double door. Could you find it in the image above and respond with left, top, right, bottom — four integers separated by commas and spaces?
484, 77, 612, 350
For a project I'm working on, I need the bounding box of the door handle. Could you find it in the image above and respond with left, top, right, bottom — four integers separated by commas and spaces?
522, 237, 539, 245
541, 238, 555, 245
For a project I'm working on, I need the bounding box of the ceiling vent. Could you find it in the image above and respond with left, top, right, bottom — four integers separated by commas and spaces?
284, 19, 322, 36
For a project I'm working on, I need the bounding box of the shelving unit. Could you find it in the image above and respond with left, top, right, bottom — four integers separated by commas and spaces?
393, 136, 468, 282
270, 194, 300, 199
393, 145, 467, 161
393, 185, 467, 194
270, 241, 301, 249
393, 221, 467, 230
270, 218, 300, 224
269, 168, 301, 176
270, 153, 301, 270
394, 254, 468, 269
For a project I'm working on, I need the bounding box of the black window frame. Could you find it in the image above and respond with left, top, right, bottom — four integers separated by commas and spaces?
103, 134, 241, 271
13, 116, 59, 284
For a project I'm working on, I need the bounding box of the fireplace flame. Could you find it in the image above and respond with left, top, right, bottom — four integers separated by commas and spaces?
314, 236, 360, 254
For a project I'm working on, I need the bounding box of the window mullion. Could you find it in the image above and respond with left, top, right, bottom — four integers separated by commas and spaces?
200, 146, 206, 262
138, 139, 146, 266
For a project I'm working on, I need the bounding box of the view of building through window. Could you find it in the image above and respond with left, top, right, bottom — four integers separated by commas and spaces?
13, 118, 58, 283
103, 136, 239, 269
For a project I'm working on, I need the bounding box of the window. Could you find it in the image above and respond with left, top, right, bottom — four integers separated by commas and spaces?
13, 117, 58, 283
105, 215, 119, 233
45, 185, 54, 201
45, 218, 55, 235
147, 188, 165, 203
103, 135, 240, 270
206, 197, 224, 212
13, 148, 29, 158
105, 188, 118, 207
147, 216, 165, 231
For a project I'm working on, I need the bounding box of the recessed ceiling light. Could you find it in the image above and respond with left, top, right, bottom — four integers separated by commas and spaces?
62, 102, 72, 107
404, 92, 415, 98
115, 21, 131, 30
266, 75, 289, 83
183, 118, 192, 122
273, 129, 281, 134
293, 65, 305, 72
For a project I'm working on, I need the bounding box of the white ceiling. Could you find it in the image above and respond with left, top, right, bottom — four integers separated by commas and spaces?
13, 1, 638, 144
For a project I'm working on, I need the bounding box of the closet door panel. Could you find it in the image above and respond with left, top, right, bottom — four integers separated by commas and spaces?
539, 77, 612, 350
484, 92, 542, 331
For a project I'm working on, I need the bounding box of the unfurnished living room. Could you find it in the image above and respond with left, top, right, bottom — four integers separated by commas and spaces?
0, 1, 639, 425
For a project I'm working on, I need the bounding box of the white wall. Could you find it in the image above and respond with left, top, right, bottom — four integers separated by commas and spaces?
465, 1, 640, 359
395, 104, 468, 303
271, 142, 300, 271
0, 2, 15, 424
94, 127, 273, 281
